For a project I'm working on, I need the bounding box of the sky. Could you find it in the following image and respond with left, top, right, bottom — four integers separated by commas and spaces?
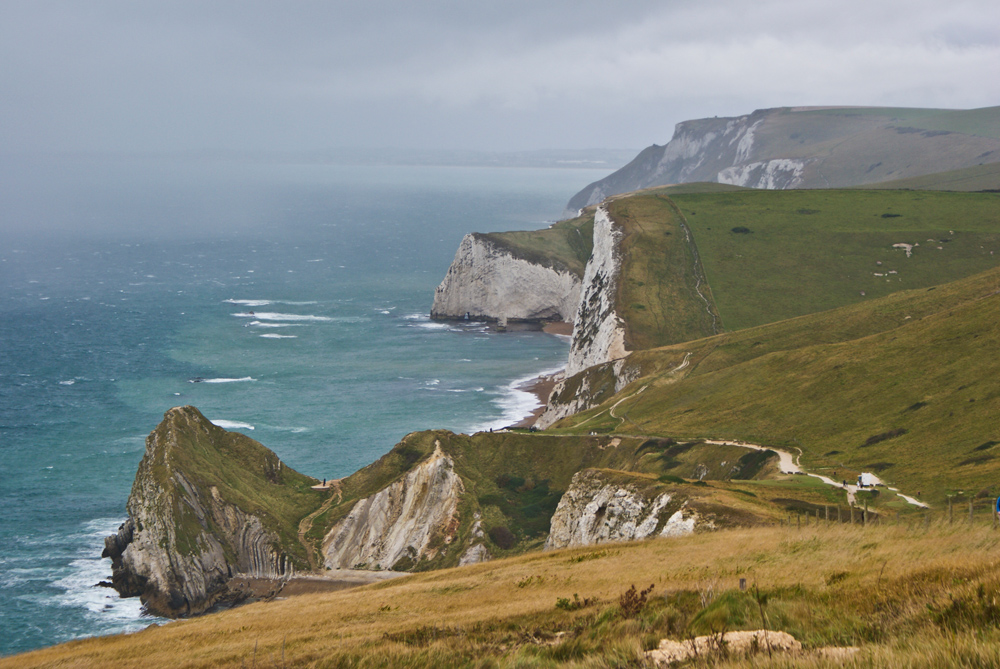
1, 0, 999, 154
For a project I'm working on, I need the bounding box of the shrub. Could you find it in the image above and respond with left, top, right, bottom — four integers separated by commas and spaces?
488, 526, 516, 550
731, 226, 753, 234
619, 584, 654, 618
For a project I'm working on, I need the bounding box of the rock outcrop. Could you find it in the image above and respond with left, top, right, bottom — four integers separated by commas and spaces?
322, 442, 464, 571
565, 207, 628, 377
544, 470, 701, 551
431, 233, 582, 323
103, 407, 311, 617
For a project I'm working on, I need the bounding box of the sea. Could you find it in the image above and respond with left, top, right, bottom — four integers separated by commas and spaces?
0, 157, 608, 656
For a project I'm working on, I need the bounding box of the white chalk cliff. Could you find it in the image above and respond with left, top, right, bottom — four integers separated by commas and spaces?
544, 470, 699, 551
322, 443, 463, 570
565, 207, 628, 377
431, 233, 581, 322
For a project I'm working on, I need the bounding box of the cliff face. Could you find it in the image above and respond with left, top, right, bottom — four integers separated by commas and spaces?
103, 407, 312, 617
431, 233, 582, 322
566, 106, 1000, 212
544, 470, 702, 551
565, 207, 628, 377
322, 442, 464, 571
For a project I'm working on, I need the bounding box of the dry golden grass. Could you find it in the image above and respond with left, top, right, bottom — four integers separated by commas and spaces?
9, 521, 1000, 668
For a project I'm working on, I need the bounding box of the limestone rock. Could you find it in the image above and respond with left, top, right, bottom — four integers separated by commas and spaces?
103, 407, 300, 618
323, 443, 463, 570
431, 233, 581, 323
565, 207, 628, 377
544, 469, 699, 550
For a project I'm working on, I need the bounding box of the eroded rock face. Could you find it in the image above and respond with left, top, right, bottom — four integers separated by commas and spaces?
431, 233, 581, 323
545, 470, 700, 551
565, 207, 628, 377
323, 443, 464, 571
103, 407, 295, 618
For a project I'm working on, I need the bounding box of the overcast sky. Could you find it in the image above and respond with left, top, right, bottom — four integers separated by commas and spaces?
2, 0, 998, 154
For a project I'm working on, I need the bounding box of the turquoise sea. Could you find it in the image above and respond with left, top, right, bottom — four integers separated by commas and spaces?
0, 159, 606, 656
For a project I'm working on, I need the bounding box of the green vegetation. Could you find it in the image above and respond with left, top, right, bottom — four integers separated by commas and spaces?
858, 162, 1000, 191
669, 188, 1000, 331
552, 264, 1000, 503
606, 194, 721, 349
479, 210, 595, 276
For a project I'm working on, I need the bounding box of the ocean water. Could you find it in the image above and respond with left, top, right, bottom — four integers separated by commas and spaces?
0, 159, 606, 656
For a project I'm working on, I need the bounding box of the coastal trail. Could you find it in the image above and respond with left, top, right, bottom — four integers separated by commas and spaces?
701, 439, 928, 509
297, 479, 343, 572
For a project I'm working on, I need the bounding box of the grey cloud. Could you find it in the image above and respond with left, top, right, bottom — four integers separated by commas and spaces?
1, 0, 997, 154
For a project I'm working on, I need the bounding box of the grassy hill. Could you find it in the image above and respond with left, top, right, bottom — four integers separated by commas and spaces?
605, 187, 1000, 335
857, 162, 1000, 192
12, 522, 1000, 667
550, 264, 1000, 505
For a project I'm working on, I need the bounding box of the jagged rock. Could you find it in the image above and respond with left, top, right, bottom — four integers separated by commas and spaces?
431, 233, 581, 323
545, 470, 700, 550
565, 206, 628, 377
103, 406, 306, 617
322, 442, 464, 571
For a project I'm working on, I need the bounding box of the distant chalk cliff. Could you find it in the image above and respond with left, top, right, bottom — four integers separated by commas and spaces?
566, 106, 1000, 213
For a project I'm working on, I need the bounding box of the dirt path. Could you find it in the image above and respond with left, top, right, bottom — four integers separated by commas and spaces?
297, 480, 343, 572
704, 439, 928, 509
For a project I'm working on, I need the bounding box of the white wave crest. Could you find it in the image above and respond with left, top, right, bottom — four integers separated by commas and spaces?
210, 419, 255, 430
189, 376, 256, 384
259, 334, 297, 339
232, 312, 332, 322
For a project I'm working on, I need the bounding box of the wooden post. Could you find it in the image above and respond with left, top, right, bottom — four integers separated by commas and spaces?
863, 501, 868, 527
949, 499, 953, 525
825, 505, 830, 522
739, 578, 747, 591
969, 500, 974, 525
851, 505, 855, 525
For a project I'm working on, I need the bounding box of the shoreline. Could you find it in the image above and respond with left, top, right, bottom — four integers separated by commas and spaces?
508, 321, 571, 428
511, 371, 561, 428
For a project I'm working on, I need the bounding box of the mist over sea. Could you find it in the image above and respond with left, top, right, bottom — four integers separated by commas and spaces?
0, 158, 606, 656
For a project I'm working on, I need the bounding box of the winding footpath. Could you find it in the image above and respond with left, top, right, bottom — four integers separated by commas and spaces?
703, 439, 929, 509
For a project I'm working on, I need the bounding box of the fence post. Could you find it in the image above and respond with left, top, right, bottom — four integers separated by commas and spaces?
949, 499, 953, 525
850, 505, 855, 525
969, 500, 974, 525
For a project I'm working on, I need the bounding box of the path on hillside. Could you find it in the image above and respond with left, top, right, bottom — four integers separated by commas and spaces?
703, 439, 928, 509
297, 479, 343, 571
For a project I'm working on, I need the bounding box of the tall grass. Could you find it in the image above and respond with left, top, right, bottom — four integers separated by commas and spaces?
10, 522, 1000, 667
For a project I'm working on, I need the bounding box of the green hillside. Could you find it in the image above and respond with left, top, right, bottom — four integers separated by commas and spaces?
479, 210, 595, 277
619, 188, 1000, 333
858, 162, 1000, 191
551, 264, 1000, 504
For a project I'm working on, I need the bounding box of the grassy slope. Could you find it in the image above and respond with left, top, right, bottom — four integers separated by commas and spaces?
479, 211, 595, 277
857, 162, 1000, 192
551, 265, 1000, 504
668, 188, 1000, 331
13, 523, 1000, 668
151, 407, 324, 567
606, 194, 721, 350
